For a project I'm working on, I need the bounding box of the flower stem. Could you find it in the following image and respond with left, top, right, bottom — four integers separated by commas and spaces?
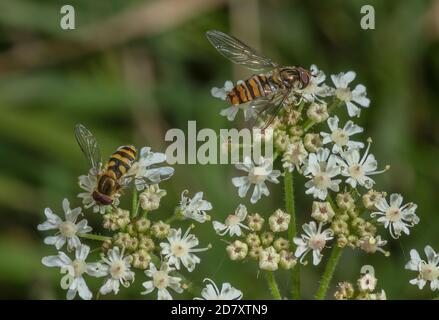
79, 233, 111, 242
265, 271, 282, 300
303, 99, 342, 132
315, 245, 343, 300
132, 187, 139, 218
284, 171, 300, 299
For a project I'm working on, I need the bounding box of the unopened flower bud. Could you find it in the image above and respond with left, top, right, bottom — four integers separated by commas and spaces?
273, 237, 289, 251
151, 221, 170, 239
304, 133, 323, 153
261, 232, 274, 247
269, 209, 290, 232
247, 213, 264, 231
226, 240, 248, 261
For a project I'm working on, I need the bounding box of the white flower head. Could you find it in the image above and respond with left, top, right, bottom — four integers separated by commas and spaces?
38, 198, 92, 250
320, 116, 364, 154
405, 246, 439, 291
194, 278, 243, 300
141, 262, 183, 300
179, 190, 212, 223
299, 64, 334, 102
294, 221, 334, 265
371, 193, 419, 239
303, 148, 341, 200
213, 204, 249, 237
232, 156, 281, 204
78, 171, 119, 214
331, 71, 370, 117
128, 147, 174, 191
336, 139, 389, 189
98, 246, 135, 295
160, 227, 209, 272
42, 244, 101, 300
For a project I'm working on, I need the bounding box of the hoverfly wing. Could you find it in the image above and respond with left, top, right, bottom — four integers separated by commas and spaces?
206, 30, 278, 71
74, 124, 102, 173
131, 167, 175, 190
247, 90, 291, 130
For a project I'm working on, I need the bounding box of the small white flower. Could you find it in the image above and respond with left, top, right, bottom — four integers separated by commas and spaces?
371, 193, 419, 239
303, 148, 341, 200
320, 116, 364, 154
42, 244, 101, 300
78, 171, 119, 214
213, 204, 249, 237
194, 278, 243, 300
359, 235, 389, 256
405, 246, 439, 291
282, 141, 308, 173
141, 262, 183, 300
211, 80, 234, 101
98, 246, 135, 295
160, 227, 209, 272
268, 209, 290, 233
259, 246, 280, 271
331, 71, 370, 117
179, 190, 212, 223
129, 147, 174, 191
38, 198, 92, 250
336, 139, 388, 189
294, 221, 334, 265
232, 156, 281, 204
299, 64, 334, 102
358, 273, 377, 292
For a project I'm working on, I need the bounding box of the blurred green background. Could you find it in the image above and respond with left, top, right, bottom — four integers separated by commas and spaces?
0, 0, 438, 299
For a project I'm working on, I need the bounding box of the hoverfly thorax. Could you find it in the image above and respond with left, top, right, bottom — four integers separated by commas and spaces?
279, 67, 311, 90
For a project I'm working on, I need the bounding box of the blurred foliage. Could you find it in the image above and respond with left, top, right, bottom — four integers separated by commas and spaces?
0, 0, 438, 299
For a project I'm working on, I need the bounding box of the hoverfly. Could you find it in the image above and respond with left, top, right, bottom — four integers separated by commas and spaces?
75, 124, 172, 206
206, 30, 311, 128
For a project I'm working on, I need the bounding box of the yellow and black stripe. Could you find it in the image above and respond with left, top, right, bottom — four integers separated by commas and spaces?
227, 74, 274, 105
106, 145, 137, 179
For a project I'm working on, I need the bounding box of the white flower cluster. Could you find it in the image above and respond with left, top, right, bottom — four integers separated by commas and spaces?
211, 63, 426, 298
38, 137, 242, 300
213, 204, 297, 272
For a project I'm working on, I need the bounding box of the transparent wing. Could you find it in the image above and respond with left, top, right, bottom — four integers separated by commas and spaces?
74, 124, 102, 172
206, 30, 278, 71
247, 90, 291, 129
122, 167, 175, 190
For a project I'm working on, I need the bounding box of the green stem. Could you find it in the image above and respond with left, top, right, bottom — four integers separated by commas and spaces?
79, 233, 111, 242
303, 99, 342, 132
132, 187, 138, 218
315, 245, 343, 300
265, 271, 282, 300
284, 171, 300, 299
